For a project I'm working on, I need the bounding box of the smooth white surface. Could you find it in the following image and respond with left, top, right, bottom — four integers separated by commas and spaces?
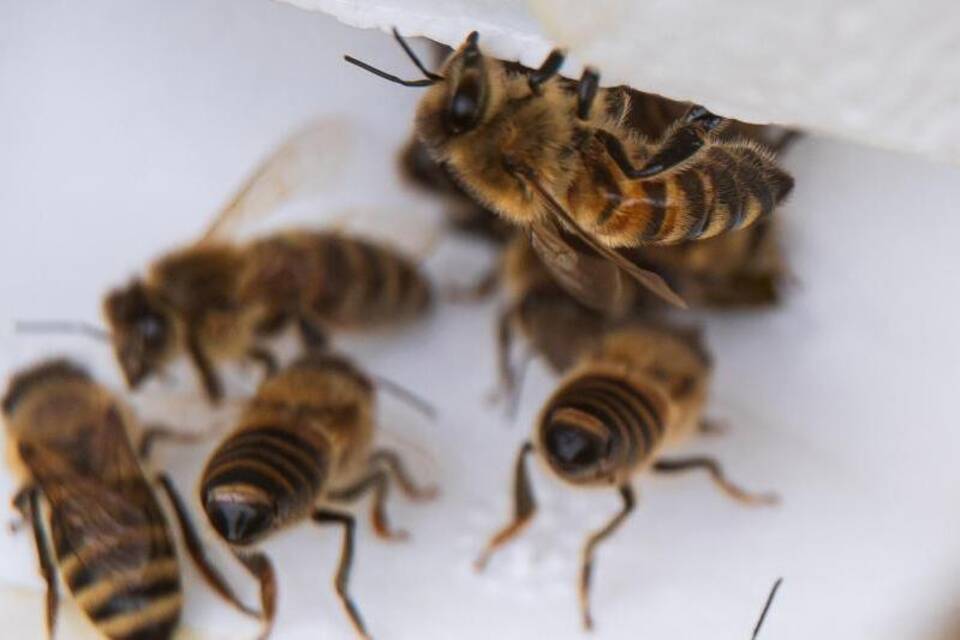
285, 0, 960, 164
2, 1, 960, 639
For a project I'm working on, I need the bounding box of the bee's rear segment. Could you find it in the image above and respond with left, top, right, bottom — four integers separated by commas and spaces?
52, 499, 182, 640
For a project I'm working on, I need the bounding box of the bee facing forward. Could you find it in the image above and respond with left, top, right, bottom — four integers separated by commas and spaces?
475, 324, 777, 630
2, 359, 253, 640
199, 352, 436, 638
347, 31, 793, 308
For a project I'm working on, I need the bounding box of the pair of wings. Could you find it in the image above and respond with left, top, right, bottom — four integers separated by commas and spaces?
523, 174, 687, 309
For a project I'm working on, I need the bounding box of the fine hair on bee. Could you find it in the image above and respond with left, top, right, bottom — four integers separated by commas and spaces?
474, 323, 778, 630
346, 29, 794, 312
2, 358, 257, 640
197, 351, 437, 638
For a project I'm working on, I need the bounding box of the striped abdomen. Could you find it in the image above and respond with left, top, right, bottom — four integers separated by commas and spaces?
49, 480, 181, 640
571, 143, 793, 247
538, 374, 667, 483
310, 234, 432, 328
200, 425, 328, 546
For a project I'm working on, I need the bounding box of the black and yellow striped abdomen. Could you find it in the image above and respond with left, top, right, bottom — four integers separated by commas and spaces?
200, 424, 329, 546
537, 374, 668, 486
48, 479, 181, 640
309, 233, 431, 328
571, 140, 793, 248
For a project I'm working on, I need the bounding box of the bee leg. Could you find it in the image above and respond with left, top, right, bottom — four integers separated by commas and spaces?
369, 449, 438, 501
488, 305, 519, 406
474, 442, 537, 571
13, 487, 58, 639
246, 346, 278, 379
328, 467, 409, 541
595, 105, 728, 179
652, 456, 779, 505
296, 314, 329, 352
311, 509, 371, 640
154, 474, 260, 618
698, 418, 729, 436
233, 550, 278, 640
528, 49, 566, 94
576, 67, 600, 120
137, 424, 205, 460
444, 266, 500, 302
579, 485, 635, 631
185, 329, 223, 403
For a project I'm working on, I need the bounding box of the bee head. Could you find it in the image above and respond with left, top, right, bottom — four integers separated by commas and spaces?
344, 30, 499, 149
203, 483, 275, 546
103, 280, 175, 390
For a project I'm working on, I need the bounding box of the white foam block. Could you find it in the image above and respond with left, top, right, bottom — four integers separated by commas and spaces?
285, 0, 960, 163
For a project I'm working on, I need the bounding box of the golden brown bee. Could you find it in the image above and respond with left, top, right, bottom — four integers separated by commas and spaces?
98, 118, 432, 404
347, 30, 794, 309
198, 351, 436, 638
474, 324, 777, 630
2, 359, 254, 640
105, 229, 432, 403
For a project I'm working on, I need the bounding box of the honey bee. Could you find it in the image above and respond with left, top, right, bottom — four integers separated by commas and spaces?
474, 323, 777, 630
3, 359, 255, 639
199, 351, 436, 638
347, 30, 794, 309
103, 120, 433, 403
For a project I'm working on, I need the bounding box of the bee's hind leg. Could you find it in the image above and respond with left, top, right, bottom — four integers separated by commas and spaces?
13, 487, 58, 639
596, 105, 729, 179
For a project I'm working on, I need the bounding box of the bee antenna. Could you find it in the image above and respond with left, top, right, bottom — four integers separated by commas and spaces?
369, 373, 436, 421
751, 578, 783, 639
14, 320, 112, 343
392, 28, 443, 81
343, 55, 437, 87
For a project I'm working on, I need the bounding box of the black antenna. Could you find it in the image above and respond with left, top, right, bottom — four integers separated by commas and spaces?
392, 28, 443, 81
752, 578, 783, 639
343, 55, 437, 87
370, 373, 436, 421
15, 320, 112, 342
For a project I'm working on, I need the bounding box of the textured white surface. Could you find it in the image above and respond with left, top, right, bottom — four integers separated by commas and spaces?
284, 0, 960, 164
3, 1, 960, 639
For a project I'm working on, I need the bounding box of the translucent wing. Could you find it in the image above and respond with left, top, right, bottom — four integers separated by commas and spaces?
522, 170, 688, 309
199, 116, 353, 244
529, 216, 633, 315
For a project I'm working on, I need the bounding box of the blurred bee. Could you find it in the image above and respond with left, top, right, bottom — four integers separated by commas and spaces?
347, 31, 794, 309
3, 359, 254, 640
474, 324, 777, 630
491, 233, 646, 410
102, 119, 433, 404
199, 352, 436, 638
637, 218, 789, 309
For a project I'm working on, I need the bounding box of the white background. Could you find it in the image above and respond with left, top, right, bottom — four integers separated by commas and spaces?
2, 1, 960, 639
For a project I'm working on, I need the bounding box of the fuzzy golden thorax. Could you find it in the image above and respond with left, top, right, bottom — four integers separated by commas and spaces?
415, 41, 579, 227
